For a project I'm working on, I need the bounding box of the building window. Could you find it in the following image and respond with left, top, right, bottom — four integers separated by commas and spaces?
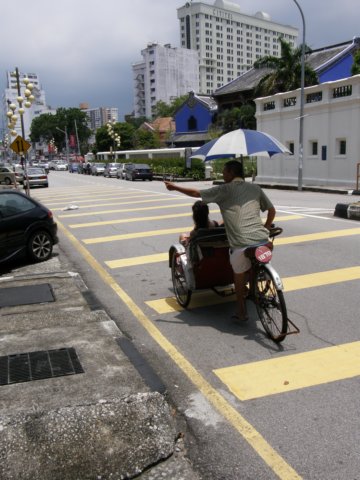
310, 141, 318, 156
337, 139, 347, 155
288, 142, 295, 154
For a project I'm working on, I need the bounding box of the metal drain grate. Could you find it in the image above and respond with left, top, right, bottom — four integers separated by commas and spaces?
0, 347, 84, 386
0, 283, 55, 308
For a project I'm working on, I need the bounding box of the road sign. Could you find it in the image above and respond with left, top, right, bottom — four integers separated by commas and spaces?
10, 136, 31, 154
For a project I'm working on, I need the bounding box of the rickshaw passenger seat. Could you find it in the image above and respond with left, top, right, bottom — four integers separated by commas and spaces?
187, 228, 233, 289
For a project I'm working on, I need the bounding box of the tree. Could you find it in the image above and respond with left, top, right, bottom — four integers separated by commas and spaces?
132, 129, 161, 149
351, 49, 360, 75
254, 38, 318, 97
152, 95, 188, 118
215, 103, 256, 133
30, 108, 92, 154
94, 122, 136, 152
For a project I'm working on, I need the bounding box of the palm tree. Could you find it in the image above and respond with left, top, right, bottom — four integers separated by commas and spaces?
351, 49, 360, 75
254, 38, 318, 97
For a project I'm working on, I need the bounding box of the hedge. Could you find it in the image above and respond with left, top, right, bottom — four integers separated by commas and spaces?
148, 156, 257, 180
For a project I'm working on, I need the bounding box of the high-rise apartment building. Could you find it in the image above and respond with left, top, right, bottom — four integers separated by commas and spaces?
2, 71, 52, 140
132, 42, 199, 119
80, 105, 119, 131
177, 0, 298, 94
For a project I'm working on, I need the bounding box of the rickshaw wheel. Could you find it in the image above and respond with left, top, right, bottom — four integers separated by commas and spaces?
171, 253, 192, 308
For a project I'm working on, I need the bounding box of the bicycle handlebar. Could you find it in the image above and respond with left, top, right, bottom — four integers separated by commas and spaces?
269, 226, 283, 238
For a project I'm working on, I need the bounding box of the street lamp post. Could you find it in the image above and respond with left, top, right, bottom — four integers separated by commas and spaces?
106, 118, 121, 162
6, 68, 35, 195
56, 126, 69, 165
292, 0, 306, 191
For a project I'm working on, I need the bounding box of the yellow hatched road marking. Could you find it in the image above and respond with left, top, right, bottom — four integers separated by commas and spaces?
146, 266, 360, 314
69, 209, 220, 228
283, 266, 360, 291
106, 253, 168, 268
84, 226, 192, 244
71, 213, 301, 230
59, 202, 197, 218
57, 218, 301, 479
214, 341, 360, 400
47, 193, 169, 208
103, 227, 360, 266
36, 188, 127, 197
275, 227, 360, 245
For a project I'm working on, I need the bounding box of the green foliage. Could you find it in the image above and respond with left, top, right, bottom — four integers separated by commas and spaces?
351, 49, 360, 75
94, 122, 136, 152
254, 38, 318, 97
30, 107, 91, 154
144, 157, 205, 180
152, 95, 188, 118
208, 157, 257, 179
132, 128, 161, 150
216, 104, 256, 133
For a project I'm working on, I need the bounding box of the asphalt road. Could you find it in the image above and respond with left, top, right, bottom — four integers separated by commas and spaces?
31, 171, 360, 480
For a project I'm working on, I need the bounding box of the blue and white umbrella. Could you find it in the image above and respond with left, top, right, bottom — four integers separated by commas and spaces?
191, 128, 291, 161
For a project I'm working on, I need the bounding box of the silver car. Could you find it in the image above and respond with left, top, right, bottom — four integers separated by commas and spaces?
0, 166, 16, 185
104, 163, 119, 178
91, 163, 105, 176
116, 163, 132, 179
23, 167, 49, 188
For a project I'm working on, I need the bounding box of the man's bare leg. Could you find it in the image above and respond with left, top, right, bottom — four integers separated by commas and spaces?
233, 271, 249, 321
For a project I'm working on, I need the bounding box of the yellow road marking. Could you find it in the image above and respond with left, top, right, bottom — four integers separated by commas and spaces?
71, 213, 301, 230
214, 341, 360, 400
103, 227, 360, 266
69, 210, 220, 228
59, 202, 197, 218
275, 227, 360, 245
106, 253, 168, 268
146, 266, 360, 314
84, 226, 192, 244
56, 218, 301, 479
283, 266, 360, 291
47, 193, 168, 208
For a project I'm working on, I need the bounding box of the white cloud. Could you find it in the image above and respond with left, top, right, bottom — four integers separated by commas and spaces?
1, 0, 359, 119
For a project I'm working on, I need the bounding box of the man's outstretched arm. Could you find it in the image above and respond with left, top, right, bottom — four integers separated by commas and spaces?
164, 181, 201, 198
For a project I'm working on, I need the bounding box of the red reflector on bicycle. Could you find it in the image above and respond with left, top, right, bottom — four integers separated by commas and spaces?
255, 245, 272, 263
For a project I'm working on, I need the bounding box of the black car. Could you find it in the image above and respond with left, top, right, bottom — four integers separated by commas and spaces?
125, 163, 153, 181
0, 190, 58, 265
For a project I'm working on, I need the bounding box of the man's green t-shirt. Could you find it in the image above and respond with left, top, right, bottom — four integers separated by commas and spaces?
200, 178, 273, 248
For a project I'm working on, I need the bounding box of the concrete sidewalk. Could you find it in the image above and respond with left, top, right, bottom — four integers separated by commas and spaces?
0, 252, 199, 480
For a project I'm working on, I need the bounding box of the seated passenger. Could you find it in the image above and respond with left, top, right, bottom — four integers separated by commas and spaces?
179, 200, 219, 246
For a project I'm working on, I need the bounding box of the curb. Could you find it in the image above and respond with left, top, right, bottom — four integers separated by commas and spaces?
334, 202, 360, 220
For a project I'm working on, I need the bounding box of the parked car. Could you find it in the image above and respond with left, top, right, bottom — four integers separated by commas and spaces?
55, 161, 67, 171
0, 190, 58, 264
0, 166, 16, 185
14, 167, 24, 184
116, 163, 132, 179
68, 162, 80, 173
91, 163, 105, 176
125, 163, 153, 181
104, 163, 119, 178
23, 167, 49, 188
38, 160, 50, 173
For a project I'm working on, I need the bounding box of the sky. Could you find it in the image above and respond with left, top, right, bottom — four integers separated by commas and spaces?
1, 0, 358, 121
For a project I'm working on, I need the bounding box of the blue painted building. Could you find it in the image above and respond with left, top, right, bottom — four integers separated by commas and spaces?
309, 36, 360, 83
169, 91, 218, 147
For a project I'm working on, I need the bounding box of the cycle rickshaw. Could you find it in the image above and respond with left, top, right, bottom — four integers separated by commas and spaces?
169, 226, 299, 343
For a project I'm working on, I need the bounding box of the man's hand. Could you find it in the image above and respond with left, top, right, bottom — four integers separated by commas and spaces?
164, 181, 175, 191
